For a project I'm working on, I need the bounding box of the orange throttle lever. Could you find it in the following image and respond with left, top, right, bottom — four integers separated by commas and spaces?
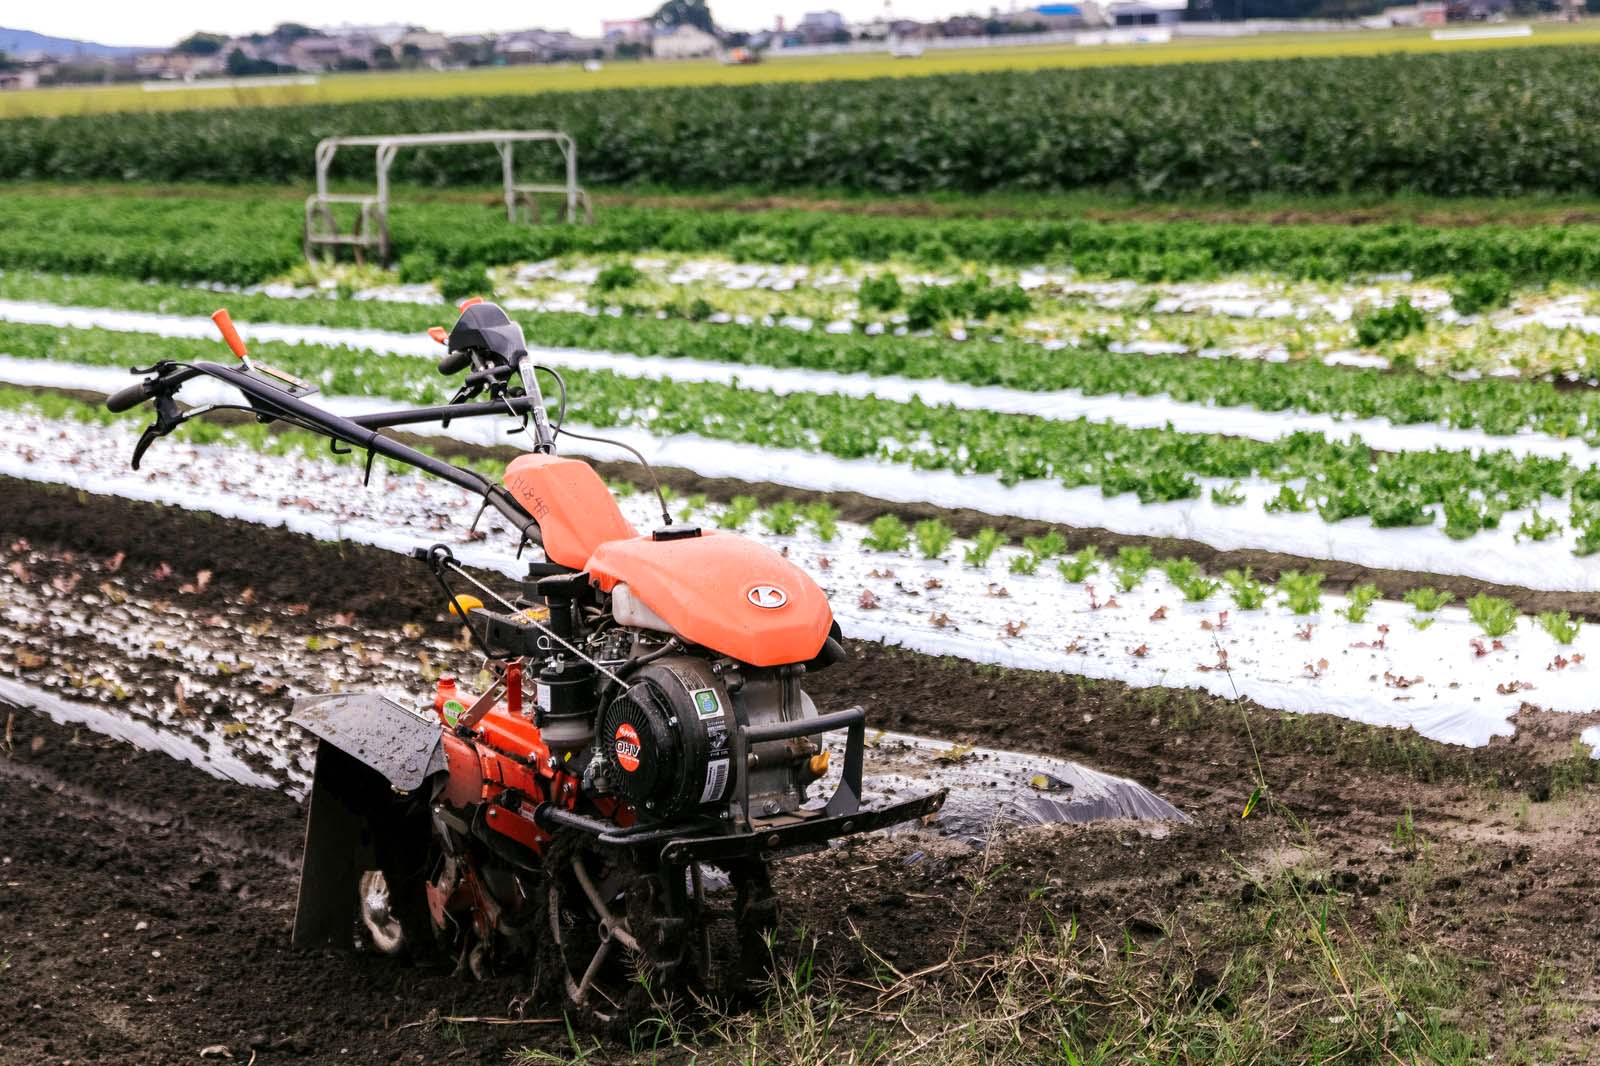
211, 309, 249, 361
427, 326, 449, 344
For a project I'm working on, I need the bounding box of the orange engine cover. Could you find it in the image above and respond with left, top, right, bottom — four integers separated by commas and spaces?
504, 453, 637, 570
587, 532, 833, 667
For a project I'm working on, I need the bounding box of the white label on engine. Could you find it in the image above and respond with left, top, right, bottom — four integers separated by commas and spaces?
701, 757, 730, 803
536, 682, 551, 711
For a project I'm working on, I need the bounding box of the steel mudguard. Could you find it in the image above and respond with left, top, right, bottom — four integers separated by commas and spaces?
290, 692, 445, 792
289, 693, 445, 949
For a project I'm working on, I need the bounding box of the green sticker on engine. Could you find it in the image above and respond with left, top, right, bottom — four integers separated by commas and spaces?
691, 688, 722, 719
442, 699, 466, 726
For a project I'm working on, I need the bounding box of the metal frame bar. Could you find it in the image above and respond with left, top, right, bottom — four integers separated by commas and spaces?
305, 130, 588, 264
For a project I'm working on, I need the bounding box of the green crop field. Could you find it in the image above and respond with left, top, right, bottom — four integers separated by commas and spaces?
10, 46, 1600, 198
1, 21, 1597, 118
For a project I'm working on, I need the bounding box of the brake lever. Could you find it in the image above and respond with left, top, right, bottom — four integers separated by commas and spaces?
130, 391, 183, 471
131, 424, 162, 471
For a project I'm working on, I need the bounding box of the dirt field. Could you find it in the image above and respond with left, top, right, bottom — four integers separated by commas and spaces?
5, 481, 1600, 1063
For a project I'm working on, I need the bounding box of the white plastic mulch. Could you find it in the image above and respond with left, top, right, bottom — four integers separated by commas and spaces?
3, 355, 1595, 593
0, 407, 1593, 750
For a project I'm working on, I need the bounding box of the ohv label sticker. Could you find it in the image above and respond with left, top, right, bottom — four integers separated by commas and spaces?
614, 722, 641, 773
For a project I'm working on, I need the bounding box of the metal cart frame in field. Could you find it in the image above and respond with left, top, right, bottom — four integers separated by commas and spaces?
303, 130, 593, 265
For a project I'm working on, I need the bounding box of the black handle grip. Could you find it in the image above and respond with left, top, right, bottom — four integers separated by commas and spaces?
438, 349, 472, 375
106, 380, 152, 413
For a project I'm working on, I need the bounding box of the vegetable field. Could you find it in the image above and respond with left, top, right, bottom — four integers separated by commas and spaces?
11, 38, 1600, 1058
5, 185, 1600, 754
10, 46, 1600, 195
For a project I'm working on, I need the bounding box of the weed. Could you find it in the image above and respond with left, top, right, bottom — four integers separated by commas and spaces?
1549, 739, 1599, 799
1393, 804, 1419, 850
862, 514, 911, 553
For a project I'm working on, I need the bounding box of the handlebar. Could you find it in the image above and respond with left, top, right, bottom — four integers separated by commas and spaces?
438, 349, 472, 375
103, 360, 542, 543
106, 379, 153, 414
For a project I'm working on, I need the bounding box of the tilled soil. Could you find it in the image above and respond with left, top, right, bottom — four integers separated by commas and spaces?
6, 482, 1600, 1063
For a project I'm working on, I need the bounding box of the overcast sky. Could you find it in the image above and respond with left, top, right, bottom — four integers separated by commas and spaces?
32, 0, 993, 47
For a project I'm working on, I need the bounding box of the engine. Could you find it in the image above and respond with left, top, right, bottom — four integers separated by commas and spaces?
466, 567, 832, 830
595, 656, 825, 822
598, 657, 735, 818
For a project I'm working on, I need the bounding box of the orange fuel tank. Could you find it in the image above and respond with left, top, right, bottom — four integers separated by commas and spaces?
504, 453, 637, 570
587, 531, 833, 668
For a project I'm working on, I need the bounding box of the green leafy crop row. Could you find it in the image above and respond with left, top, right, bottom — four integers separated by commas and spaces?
8, 48, 1600, 198
10, 280, 1600, 449
10, 190, 1600, 286
13, 319, 1598, 545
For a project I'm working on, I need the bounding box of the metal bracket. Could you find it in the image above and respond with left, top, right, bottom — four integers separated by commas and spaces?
305, 130, 590, 266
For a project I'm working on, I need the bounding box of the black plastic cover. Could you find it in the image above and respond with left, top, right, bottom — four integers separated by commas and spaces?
447, 302, 527, 364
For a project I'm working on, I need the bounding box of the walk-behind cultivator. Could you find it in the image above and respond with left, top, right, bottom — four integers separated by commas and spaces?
106, 298, 945, 1030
